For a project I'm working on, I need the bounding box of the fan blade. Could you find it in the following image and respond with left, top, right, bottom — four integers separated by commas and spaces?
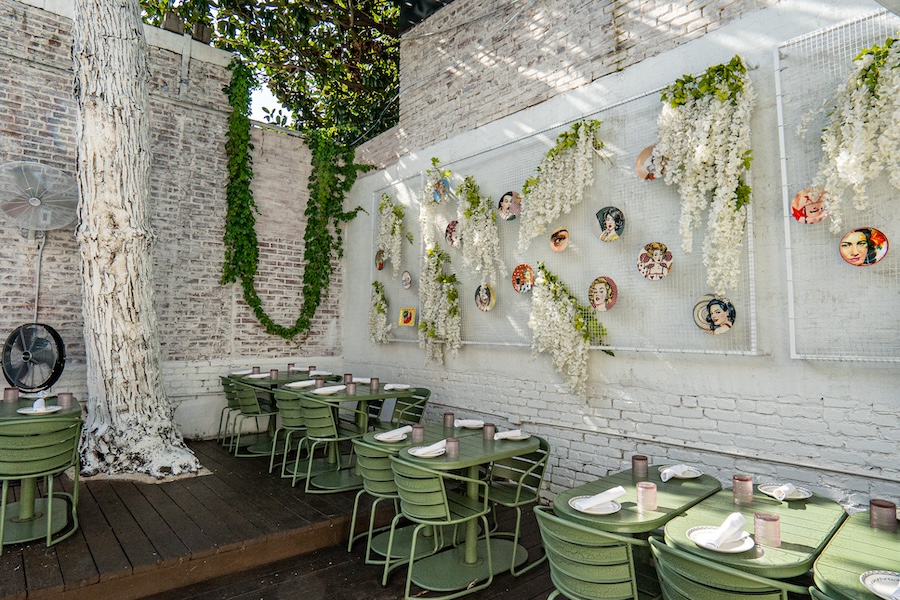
18, 325, 37, 353
8, 359, 32, 386
27, 342, 58, 365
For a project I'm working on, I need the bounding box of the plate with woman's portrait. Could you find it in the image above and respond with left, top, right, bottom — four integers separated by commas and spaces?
497, 191, 522, 221
401, 270, 412, 289
511, 263, 535, 294
588, 276, 617, 312
474, 284, 496, 312
694, 294, 736, 335
637, 242, 673, 280
839, 226, 889, 267
790, 187, 829, 224
432, 177, 452, 202
550, 227, 570, 252
593, 206, 625, 242
635, 145, 665, 181
445, 220, 460, 248
375, 249, 385, 271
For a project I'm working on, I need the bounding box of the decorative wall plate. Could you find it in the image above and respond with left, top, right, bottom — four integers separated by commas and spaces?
375, 249, 385, 270
475, 284, 496, 312
790, 187, 829, 224
445, 220, 460, 247
588, 276, 617, 311
511, 264, 534, 293
593, 206, 625, 242
497, 191, 521, 220
550, 227, 569, 252
637, 242, 672, 280
401, 270, 412, 289
839, 226, 889, 266
432, 177, 452, 202
398, 307, 416, 326
635, 145, 665, 181
693, 294, 736, 335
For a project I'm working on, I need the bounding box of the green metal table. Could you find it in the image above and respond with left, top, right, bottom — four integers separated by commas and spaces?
814, 511, 900, 599
1, 397, 82, 544
395, 433, 542, 592
306, 384, 416, 491
664, 487, 847, 579
553, 465, 722, 534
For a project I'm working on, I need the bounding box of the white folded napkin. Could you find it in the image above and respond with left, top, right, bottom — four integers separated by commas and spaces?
660, 464, 693, 482
33, 398, 46, 411
454, 419, 484, 428
377, 425, 412, 440
309, 370, 332, 376
352, 377, 371, 384
710, 512, 748, 548
572, 486, 626, 511
411, 439, 446, 455
383, 383, 410, 390
494, 429, 522, 440
230, 368, 252, 375
772, 483, 796, 501
890, 582, 900, 600
285, 379, 316, 388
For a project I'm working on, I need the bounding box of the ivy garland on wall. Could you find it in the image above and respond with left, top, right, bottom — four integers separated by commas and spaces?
221, 58, 372, 339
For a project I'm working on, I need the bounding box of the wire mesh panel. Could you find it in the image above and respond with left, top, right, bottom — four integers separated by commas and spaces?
371, 90, 760, 354
776, 10, 900, 361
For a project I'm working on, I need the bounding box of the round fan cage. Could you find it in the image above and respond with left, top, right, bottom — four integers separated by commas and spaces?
2, 324, 66, 392
0, 161, 78, 233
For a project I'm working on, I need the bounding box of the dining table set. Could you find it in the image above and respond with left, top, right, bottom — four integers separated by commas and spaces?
550, 454, 900, 600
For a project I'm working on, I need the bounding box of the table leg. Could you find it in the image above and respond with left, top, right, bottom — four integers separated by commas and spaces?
464, 466, 480, 564
18, 477, 36, 520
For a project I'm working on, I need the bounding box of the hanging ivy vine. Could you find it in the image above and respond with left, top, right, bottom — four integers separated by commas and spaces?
221, 58, 372, 339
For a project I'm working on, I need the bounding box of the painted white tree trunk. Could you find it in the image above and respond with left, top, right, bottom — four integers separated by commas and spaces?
72, 0, 199, 477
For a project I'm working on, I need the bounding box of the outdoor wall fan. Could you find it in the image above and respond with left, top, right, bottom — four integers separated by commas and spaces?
0, 161, 77, 391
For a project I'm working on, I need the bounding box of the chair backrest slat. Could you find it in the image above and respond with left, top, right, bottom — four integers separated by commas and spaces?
273, 390, 305, 427
0, 418, 82, 479
299, 395, 339, 438
353, 442, 397, 496
390, 458, 451, 522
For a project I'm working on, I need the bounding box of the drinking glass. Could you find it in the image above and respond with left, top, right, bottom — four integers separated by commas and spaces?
483, 423, 496, 440
3, 387, 18, 402
58, 392, 74, 408
270, 369, 279, 379
308, 365, 316, 372
251, 366, 260, 374
443, 412, 455, 428
287, 363, 295, 372
446, 437, 460, 458
733, 474, 754, 505
345, 382, 357, 395
411, 424, 425, 443
636, 482, 657, 512
370, 377, 380, 392
632, 455, 649, 479
754, 512, 781, 547
343, 373, 353, 384
314, 377, 325, 388
870, 499, 898, 532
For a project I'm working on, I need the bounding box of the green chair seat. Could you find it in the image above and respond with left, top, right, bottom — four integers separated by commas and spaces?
292, 393, 366, 493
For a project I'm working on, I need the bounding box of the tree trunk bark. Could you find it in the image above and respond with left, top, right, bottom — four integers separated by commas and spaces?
72, 0, 199, 477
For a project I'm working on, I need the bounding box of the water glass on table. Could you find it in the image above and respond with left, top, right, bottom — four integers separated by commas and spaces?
870, 498, 898, 532
270, 369, 279, 379
411, 424, 425, 444
733, 474, 754, 505
343, 373, 353, 384
314, 377, 325, 388
446, 437, 460, 458
637, 481, 657, 512
370, 377, 380, 392
443, 412, 455, 428
58, 392, 74, 408
632, 454, 649, 479
483, 423, 496, 440
754, 512, 781, 547
345, 382, 357, 395
3, 387, 17, 402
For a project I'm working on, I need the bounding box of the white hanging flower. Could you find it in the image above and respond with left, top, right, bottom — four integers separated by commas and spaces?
417, 245, 461, 365
528, 264, 608, 396
457, 176, 504, 286
517, 120, 605, 256
654, 55, 754, 296
817, 37, 900, 233
375, 194, 412, 277
368, 281, 392, 344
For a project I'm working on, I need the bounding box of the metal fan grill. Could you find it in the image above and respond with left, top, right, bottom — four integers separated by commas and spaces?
2, 324, 66, 392
0, 161, 78, 234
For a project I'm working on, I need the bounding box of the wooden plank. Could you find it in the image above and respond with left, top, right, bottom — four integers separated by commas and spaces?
54, 474, 101, 591
21, 537, 64, 597
157, 477, 242, 551
74, 481, 132, 582
88, 481, 161, 573
112, 482, 189, 566
133, 481, 216, 559
0, 546, 27, 600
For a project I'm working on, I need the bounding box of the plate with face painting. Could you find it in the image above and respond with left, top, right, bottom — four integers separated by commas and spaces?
693, 294, 736, 335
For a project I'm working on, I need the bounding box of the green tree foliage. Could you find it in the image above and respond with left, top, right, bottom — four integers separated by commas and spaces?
141, 0, 399, 145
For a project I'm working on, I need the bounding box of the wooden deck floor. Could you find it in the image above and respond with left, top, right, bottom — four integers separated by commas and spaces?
0, 439, 552, 600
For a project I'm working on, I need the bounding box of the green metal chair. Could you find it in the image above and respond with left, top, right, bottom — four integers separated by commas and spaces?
291, 392, 366, 493
370, 387, 431, 431
808, 586, 841, 600
229, 382, 279, 457
534, 505, 655, 600
216, 375, 241, 445
0, 416, 82, 552
648, 537, 809, 600
387, 456, 493, 600
483, 434, 550, 575
269, 389, 306, 475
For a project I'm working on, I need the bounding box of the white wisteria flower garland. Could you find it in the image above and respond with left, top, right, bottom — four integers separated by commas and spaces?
457, 176, 504, 286
368, 281, 392, 344
375, 193, 412, 276
417, 245, 461, 365
653, 55, 755, 296
517, 120, 604, 256
528, 264, 608, 395
816, 37, 900, 233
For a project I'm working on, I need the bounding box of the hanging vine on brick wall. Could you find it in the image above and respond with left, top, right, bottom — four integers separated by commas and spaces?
221, 58, 372, 339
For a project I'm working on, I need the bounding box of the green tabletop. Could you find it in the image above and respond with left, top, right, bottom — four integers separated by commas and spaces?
395, 432, 541, 592
1, 396, 82, 420
664, 488, 847, 579
358, 421, 483, 452
553, 465, 722, 534
814, 511, 900, 600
